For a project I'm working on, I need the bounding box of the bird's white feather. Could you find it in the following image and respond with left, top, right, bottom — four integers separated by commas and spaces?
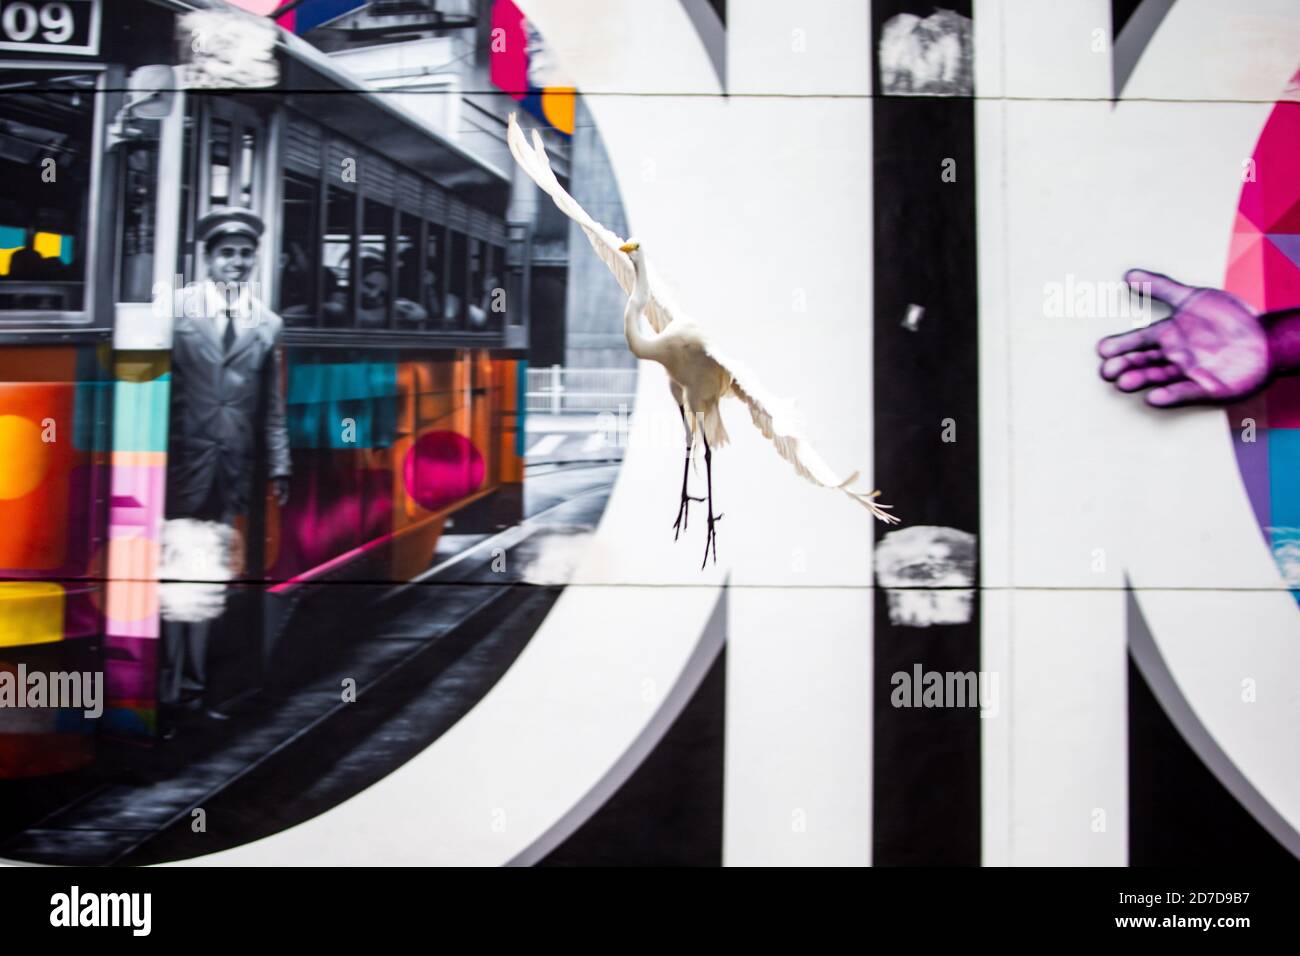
706, 343, 900, 524
506, 112, 681, 334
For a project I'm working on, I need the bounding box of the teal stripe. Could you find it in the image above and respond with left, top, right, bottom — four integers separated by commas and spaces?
112, 374, 171, 453
516, 359, 528, 458
73, 380, 112, 452
286, 362, 398, 449
287, 362, 397, 404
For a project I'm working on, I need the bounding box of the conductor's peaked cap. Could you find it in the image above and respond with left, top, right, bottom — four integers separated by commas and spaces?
196, 206, 265, 246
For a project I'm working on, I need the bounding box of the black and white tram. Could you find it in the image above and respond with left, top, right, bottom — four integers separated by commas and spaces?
0, 0, 531, 766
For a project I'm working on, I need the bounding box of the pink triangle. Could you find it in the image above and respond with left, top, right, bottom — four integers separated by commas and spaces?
1260, 237, 1300, 311
1237, 102, 1300, 234
1271, 196, 1300, 234
1228, 225, 1263, 269
1224, 231, 1268, 310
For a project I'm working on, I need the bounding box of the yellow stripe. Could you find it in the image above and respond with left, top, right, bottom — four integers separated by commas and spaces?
0, 581, 64, 647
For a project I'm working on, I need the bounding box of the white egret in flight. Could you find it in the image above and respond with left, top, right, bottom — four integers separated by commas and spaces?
507, 113, 899, 566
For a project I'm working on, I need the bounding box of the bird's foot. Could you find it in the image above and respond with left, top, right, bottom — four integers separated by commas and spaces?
673, 493, 705, 541
701, 512, 723, 569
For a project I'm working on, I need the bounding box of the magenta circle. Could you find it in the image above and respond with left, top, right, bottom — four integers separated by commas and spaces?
402, 430, 486, 511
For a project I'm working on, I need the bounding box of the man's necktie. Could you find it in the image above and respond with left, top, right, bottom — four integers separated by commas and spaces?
222, 309, 236, 353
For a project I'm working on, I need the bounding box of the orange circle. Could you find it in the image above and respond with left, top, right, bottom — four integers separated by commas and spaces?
0, 415, 51, 499
541, 87, 576, 135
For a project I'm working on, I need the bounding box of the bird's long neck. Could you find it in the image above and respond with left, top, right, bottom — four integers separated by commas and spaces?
623, 257, 657, 360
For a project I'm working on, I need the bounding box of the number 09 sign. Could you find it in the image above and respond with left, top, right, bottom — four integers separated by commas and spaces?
0, 0, 100, 55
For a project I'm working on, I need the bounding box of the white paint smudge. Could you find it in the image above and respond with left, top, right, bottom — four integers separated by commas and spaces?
875, 524, 977, 628
158, 519, 241, 623
520, 530, 595, 586
878, 9, 973, 97
178, 10, 279, 90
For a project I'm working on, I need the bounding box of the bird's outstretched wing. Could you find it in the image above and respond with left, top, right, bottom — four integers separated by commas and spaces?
706, 343, 900, 525
506, 112, 679, 334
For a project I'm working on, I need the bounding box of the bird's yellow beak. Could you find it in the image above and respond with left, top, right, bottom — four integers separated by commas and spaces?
619, 241, 638, 253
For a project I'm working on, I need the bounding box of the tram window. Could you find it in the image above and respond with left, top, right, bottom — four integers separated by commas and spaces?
279, 171, 320, 325
359, 198, 393, 329
176, 105, 197, 280
445, 229, 468, 329
491, 243, 507, 326
467, 237, 489, 331
208, 119, 232, 206
321, 184, 354, 327
424, 224, 443, 324
507, 267, 524, 328
118, 125, 160, 303
395, 211, 425, 328
238, 129, 257, 207
0, 70, 95, 313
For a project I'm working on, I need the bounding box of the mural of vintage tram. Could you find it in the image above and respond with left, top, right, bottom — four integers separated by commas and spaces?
0, 0, 529, 776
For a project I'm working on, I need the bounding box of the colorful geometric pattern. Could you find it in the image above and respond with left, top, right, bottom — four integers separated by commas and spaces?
515, 359, 528, 458
404, 431, 486, 512
1226, 72, 1300, 594
0, 344, 524, 765
269, 353, 520, 584
0, 225, 75, 275
0, 583, 64, 648
287, 361, 398, 449
100, 352, 172, 739
490, 0, 576, 137
223, 0, 368, 36
275, 0, 369, 36
0, 346, 111, 774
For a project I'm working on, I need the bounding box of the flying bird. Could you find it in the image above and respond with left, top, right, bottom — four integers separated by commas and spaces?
506, 113, 899, 566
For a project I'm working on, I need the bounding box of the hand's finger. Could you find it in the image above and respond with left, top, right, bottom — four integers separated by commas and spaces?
1116, 363, 1183, 392
1125, 269, 1197, 308
1097, 322, 1161, 358
1101, 348, 1166, 380
1147, 378, 1210, 407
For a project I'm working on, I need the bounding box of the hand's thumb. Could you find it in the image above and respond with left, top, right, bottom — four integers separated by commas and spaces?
1125, 268, 1195, 308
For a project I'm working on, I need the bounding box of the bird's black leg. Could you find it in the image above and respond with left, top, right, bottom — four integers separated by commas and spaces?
701, 432, 722, 568
673, 405, 703, 541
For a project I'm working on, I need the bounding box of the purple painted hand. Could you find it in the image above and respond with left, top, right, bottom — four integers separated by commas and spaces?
1097, 269, 1268, 407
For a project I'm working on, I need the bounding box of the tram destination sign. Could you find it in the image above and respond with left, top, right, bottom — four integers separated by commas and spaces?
0, 0, 100, 56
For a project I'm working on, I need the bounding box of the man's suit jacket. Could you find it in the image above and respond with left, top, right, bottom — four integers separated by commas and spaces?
167, 282, 291, 521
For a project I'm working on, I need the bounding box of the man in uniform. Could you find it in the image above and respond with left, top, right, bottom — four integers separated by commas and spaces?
160, 206, 291, 724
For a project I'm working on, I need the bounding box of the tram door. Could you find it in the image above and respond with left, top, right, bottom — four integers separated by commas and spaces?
176, 95, 277, 706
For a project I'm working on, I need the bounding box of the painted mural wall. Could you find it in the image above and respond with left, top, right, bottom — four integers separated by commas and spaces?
0, 0, 1298, 870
